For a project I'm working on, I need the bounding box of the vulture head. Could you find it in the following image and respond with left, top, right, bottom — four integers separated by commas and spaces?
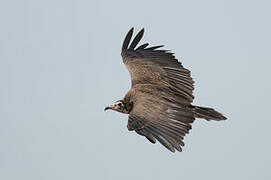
104, 100, 133, 114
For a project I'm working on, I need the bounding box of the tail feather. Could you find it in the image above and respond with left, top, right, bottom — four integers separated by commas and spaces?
191, 105, 227, 121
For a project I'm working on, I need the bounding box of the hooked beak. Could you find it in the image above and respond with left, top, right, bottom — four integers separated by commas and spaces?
104, 104, 114, 111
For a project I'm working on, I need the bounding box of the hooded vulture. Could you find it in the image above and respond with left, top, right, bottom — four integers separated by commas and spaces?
105, 28, 227, 152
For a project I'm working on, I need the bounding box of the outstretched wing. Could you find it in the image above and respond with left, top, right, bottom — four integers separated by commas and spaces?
121, 28, 196, 152
121, 28, 194, 104
127, 89, 195, 152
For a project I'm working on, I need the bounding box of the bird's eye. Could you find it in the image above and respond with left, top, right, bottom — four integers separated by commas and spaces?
117, 103, 122, 107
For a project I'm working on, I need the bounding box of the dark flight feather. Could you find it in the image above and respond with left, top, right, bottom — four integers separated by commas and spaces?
145, 45, 164, 50
136, 43, 149, 50
121, 27, 134, 54
129, 28, 144, 50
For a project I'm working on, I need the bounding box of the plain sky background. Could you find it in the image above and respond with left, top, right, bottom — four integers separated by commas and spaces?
1, 0, 271, 179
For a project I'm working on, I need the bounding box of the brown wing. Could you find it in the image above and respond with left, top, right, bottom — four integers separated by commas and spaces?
126, 89, 194, 152
122, 28, 194, 104
121, 28, 195, 152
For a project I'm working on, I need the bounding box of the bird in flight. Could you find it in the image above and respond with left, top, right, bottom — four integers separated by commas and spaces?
105, 28, 227, 152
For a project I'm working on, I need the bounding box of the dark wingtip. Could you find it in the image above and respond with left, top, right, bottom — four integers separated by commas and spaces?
145, 45, 164, 50
128, 28, 145, 50
136, 43, 149, 50
122, 27, 134, 53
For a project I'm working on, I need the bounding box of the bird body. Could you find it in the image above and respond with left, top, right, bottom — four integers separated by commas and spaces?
105, 28, 227, 152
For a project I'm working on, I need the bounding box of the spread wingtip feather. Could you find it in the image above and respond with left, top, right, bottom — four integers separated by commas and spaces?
129, 28, 144, 50
121, 27, 134, 53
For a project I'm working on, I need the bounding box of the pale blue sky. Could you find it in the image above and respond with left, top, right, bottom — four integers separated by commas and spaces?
1, 0, 271, 179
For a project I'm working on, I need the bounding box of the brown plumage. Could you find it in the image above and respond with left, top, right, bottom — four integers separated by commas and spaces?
105, 28, 227, 152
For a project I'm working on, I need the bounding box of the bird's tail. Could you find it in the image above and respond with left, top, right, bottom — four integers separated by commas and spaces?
190, 105, 227, 121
